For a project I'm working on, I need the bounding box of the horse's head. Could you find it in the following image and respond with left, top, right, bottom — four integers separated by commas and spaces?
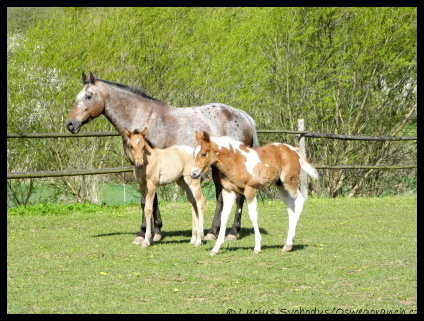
64, 72, 105, 134
191, 131, 215, 179
124, 127, 149, 168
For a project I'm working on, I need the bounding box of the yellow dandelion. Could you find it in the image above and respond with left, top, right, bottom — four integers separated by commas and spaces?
100, 272, 108, 275
173, 288, 180, 292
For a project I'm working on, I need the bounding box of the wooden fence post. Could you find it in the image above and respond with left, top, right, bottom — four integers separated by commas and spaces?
297, 119, 308, 199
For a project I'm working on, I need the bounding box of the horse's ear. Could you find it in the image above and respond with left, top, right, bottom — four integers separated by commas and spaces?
82, 72, 88, 84
195, 131, 203, 142
89, 71, 96, 84
202, 131, 211, 143
141, 127, 148, 137
123, 128, 131, 138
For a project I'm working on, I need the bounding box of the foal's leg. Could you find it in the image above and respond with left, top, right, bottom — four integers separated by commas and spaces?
244, 187, 262, 254
206, 166, 244, 241
142, 182, 156, 247
135, 198, 163, 243
185, 177, 206, 245
178, 177, 205, 246
277, 185, 305, 252
134, 169, 162, 243
211, 190, 236, 255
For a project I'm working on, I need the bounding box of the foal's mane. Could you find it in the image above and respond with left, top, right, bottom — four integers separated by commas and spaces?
97, 78, 159, 101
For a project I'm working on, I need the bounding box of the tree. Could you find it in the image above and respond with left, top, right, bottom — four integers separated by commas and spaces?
7, 7, 416, 201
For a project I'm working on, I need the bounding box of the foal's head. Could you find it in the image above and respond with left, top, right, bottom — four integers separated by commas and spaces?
191, 131, 217, 179
124, 127, 150, 168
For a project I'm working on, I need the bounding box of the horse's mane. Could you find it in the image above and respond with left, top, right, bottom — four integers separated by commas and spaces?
97, 78, 159, 101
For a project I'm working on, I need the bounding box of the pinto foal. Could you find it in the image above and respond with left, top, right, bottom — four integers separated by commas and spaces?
190, 131, 318, 255
124, 128, 206, 247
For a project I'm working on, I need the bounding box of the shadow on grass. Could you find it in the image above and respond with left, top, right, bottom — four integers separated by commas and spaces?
92, 228, 307, 252
222, 243, 308, 252
92, 227, 268, 240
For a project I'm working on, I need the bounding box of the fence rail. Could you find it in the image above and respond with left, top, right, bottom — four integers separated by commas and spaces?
7, 128, 417, 180
7, 130, 417, 141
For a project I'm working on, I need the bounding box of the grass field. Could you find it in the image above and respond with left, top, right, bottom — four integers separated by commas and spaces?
7, 196, 416, 314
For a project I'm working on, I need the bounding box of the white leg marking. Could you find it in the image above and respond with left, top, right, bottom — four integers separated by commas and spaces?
278, 187, 305, 251
247, 196, 262, 253
211, 190, 236, 255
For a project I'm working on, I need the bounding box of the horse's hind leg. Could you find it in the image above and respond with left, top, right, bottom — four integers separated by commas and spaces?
277, 185, 305, 252
245, 190, 262, 254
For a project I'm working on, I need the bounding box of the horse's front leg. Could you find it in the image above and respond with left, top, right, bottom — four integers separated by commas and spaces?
151, 192, 163, 242
133, 188, 146, 245
205, 166, 223, 240
142, 184, 156, 247
211, 190, 236, 255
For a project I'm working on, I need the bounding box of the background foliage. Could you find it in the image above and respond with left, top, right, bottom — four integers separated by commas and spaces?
7, 7, 416, 204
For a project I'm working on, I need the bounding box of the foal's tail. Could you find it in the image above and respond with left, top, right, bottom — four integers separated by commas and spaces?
299, 153, 319, 180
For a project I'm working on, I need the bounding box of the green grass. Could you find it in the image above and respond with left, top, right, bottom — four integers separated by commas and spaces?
7, 196, 416, 314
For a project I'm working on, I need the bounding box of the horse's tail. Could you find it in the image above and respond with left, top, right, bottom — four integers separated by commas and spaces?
299, 153, 319, 180
246, 114, 260, 148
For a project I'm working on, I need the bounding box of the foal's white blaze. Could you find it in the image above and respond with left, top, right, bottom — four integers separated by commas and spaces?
193, 144, 201, 158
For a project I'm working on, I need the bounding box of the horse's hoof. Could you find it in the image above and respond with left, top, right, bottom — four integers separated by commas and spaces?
204, 233, 217, 241
282, 245, 292, 252
210, 251, 218, 256
253, 250, 261, 254
133, 236, 144, 245
142, 241, 151, 248
153, 234, 162, 242
225, 234, 238, 241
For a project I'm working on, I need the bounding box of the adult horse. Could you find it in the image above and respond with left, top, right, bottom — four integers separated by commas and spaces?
64, 72, 259, 242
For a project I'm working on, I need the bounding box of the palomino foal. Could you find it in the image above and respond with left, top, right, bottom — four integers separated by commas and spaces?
190, 131, 318, 255
124, 128, 206, 247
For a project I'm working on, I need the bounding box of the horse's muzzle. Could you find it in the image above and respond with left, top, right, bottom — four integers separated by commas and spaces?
190, 169, 202, 179
64, 119, 82, 134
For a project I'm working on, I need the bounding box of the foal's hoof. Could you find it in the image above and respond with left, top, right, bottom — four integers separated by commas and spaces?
210, 250, 218, 256
204, 233, 217, 241
253, 250, 261, 254
189, 238, 202, 246
225, 234, 238, 241
133, 236, 144, 245
282, 245, 293, 252
153, 234, 162, 242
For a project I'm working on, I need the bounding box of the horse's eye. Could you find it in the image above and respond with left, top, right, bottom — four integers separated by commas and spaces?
201, 153, 207, 157
85, 95, 92, 100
